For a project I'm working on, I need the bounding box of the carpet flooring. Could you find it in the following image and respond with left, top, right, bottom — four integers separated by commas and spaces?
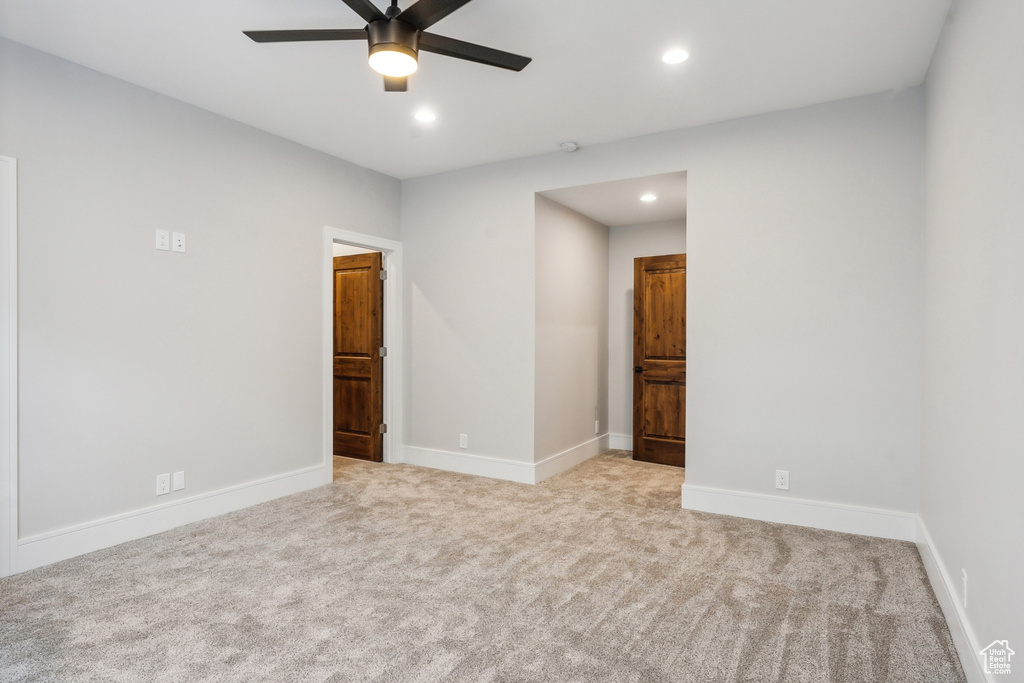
0, 451, 965, 682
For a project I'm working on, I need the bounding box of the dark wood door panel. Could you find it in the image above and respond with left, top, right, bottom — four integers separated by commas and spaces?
638, 437, 687, 466
333, 357, 372, 378
333, 432, 373, 461
333, 252, 384, 462
633, 253, 686, 468
644, 269, 686, 359
643, 381, 686, 439
334, 262, 375, 356
334, 376, 372, 434
641, 362, 685, 381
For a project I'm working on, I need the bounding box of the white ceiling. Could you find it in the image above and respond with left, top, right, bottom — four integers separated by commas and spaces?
0, 0, 950, 180
540, 172, 686, 228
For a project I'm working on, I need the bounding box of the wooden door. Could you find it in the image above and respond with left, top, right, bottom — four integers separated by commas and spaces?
633, 254, 686, 467
333, 252, 384, 462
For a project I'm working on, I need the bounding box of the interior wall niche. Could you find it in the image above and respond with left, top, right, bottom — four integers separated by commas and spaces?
535, 171, 686, 455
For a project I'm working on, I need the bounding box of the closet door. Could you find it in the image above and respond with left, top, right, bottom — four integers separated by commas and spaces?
633, 253, 686, 467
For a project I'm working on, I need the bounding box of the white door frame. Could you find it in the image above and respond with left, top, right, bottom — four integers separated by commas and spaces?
322, 227, 403, 476
1, 156, 18, 577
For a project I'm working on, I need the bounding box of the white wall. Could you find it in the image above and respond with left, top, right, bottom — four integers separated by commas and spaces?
534, 195, 609, 461
921, 0, 1024, 670
0, 38, 400, 541
400, 165, 537, 462
402, 89, 924, 513
0, 156, 15, 576
332, 243, 376, 257
607, 220, 687, 441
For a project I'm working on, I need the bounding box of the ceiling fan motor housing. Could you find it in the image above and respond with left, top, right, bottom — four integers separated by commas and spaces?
367, 19, 419, 61
244, 0, 532, 91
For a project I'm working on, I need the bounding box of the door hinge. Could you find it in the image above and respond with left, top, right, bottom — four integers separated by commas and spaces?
379, 346, 387, 357
379, 424, 388, 434
380, 269, 387, 281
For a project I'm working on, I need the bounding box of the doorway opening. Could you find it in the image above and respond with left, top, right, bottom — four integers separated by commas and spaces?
322, 227, 403, 482
533, 171, 686, 474
332, 244, 384, 470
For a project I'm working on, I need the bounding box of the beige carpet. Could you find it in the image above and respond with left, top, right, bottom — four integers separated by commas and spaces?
1, 451, 964, 682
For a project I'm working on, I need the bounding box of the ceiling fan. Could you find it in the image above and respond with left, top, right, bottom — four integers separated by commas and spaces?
244, 0, 532, 92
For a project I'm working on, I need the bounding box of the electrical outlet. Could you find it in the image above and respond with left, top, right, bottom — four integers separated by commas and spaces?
156, 473, 170, 496
961, 569, 967, 608
172, 471, 185, 491
459, 433, 468, 449
172, 232, 186, 253
155, 230, 170, 251
595, 420, 600, 434
775, 470, 790, 491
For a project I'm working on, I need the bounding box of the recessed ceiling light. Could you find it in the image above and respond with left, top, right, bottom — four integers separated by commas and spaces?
414, 110, 436, 122
640, 194, 657, 202
662, 49, 689, 65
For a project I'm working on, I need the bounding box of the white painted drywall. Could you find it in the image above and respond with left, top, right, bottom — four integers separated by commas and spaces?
0, 38, 400, 538
922, 0, 1024, 664
402, 89, 924, 512
400, 167, 536, 462
534, 195, 609, 461
607, 221, 687, 439
0, 156, 15, 577
332, 243, 376, 257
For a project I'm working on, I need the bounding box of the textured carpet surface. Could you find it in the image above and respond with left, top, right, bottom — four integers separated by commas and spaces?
0, 451, 965, 682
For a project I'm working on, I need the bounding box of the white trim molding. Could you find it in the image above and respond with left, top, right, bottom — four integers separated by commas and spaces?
535, 435, 610, 482
917, 519, 990, 683
402, 446, 536, 484
402, 435, 609, 486
16, 465, 325, 573
322, 227, 403, 476
608, 433, 632, 451
1, 156, 17, 578
679, 483, 919, 541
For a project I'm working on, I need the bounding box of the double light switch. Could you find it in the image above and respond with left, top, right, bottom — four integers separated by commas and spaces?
155, 230, 186, 252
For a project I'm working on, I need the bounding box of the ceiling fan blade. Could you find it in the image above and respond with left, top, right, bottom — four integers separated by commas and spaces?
339, 0, 387, 24
419, 32, 531, 71
397, 0, 474, 30
244, 29, 367, 43
384, 76, 408, 92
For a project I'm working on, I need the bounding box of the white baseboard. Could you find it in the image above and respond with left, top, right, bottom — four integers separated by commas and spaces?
917, 519, 990, 683
608, 433, 632, 450
679, 483, 919, 541
401, 445, 536, 484
16, 463, 329, 574
535, 434, 609, 483
402, 436, 609, 485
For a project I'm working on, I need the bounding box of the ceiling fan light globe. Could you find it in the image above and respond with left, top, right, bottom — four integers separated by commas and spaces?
368, 46, 418, 77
